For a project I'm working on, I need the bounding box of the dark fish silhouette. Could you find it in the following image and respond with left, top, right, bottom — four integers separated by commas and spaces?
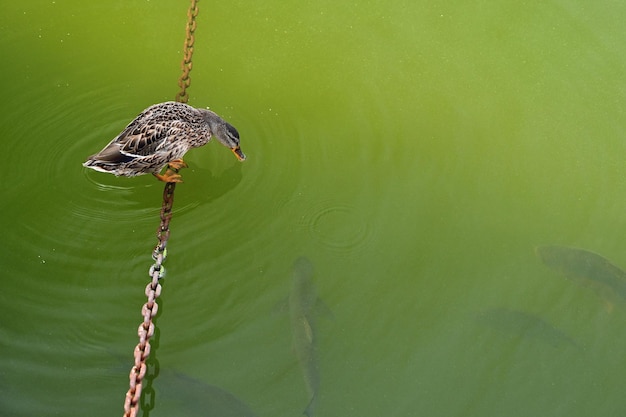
535, 245, 626, 304
110, 350, 258, 416
154, 368, 259, 417
289, 257, 321, 417
476, 307, 577, 348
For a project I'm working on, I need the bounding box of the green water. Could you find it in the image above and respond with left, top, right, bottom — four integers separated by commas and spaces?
2, 0, 626, 416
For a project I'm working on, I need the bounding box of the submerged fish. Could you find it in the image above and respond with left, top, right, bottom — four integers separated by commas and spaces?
109, 350, 258, 417
289, 257, 321, 417
476, 308, 577, 348
153, 368, 259, 417
535, 245, 626, 303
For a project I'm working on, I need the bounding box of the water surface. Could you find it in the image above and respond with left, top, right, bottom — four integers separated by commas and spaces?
1, 1, 626, 416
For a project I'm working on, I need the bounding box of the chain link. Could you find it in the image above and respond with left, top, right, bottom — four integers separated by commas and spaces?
175, 0, 199, 104
139, 331, 160, 414
123, 182, 176, 417
123, 0, 197, 413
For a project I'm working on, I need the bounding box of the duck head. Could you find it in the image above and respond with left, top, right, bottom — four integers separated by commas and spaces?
202, 109, 246, 161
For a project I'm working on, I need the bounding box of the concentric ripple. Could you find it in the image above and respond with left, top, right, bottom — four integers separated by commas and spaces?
303, 200, 373, 254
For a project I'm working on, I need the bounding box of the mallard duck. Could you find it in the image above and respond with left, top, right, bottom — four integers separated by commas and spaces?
83, 101, 245, 182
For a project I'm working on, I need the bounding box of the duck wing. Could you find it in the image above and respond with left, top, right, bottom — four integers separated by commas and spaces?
118, 123, 174, 157
86, 102, 203, 165
90, 122, 187, 164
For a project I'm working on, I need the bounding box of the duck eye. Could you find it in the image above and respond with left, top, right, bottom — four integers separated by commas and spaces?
226, 124, 240, 140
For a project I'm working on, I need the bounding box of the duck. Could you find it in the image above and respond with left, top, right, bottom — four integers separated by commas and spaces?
83, 101, 246, 182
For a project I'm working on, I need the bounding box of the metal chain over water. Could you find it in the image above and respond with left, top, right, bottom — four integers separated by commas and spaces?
123, 0, 199, 414
123, 183, 174, 417
175, 0, 199, 104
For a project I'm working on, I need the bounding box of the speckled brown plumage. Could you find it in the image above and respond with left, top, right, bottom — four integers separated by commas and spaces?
83, 101, 245, 182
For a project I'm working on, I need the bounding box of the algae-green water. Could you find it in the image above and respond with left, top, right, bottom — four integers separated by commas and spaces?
2, 1, 626, 416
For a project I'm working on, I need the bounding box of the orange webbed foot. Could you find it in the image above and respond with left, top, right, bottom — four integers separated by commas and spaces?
167, 159, 188, 171
154, 170, 183, 183
153, 159, 187, 183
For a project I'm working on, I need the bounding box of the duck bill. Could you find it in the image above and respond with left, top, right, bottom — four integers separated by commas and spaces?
231, 146, 246, 161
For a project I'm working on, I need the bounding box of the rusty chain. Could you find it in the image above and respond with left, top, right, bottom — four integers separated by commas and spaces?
123, 1, 197, 414
123, 183, 175, 417
175, 0, 199, 104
